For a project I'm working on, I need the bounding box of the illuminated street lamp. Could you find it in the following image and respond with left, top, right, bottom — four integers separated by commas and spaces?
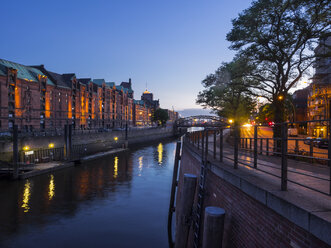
23, 146, 30, 151
228, 119, 234, 124
278, 95, 284, 100
48, 143, 54, 148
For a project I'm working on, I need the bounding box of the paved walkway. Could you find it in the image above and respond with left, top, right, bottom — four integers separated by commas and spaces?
189, 133, 330, 196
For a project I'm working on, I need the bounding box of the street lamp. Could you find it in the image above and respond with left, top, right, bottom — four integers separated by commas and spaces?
228, 119, 234, 124
278, 95, 284, 100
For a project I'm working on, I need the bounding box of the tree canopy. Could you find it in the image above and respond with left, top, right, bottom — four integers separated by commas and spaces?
197, 57, 256, 124
227, 0, 330, 124
153, 108, 169, 126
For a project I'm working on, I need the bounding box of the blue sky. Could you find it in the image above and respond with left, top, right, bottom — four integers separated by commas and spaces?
0, 0, 253, 110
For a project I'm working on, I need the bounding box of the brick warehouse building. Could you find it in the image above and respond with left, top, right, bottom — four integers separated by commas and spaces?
0, 59, 177, 131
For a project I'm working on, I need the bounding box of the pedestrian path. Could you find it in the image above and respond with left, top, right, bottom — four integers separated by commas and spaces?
200, 135, 331, 196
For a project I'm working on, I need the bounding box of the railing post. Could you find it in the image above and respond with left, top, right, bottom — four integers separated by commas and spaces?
249, 138, 252, 150
254, 125, 257, 168
281, 123, 288, 191
234, 125, 239, 169
197, 132, 200, 150
68, 124, 72, 159
219, 129, 223, 162
259, 138, 263, 155
205, 130, 209, 162
295, 139, 299, 154
266, 138, 269, 156
310, 141, 314, 163
13, 125, 19, 179
245, 138, 248, 149
201, 131, 205, 161
213, 130, 216, 159
328, 118, 331, 195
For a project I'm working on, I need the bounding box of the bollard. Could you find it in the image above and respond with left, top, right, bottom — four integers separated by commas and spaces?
202, 207, 225, 248
168, 141, 181, 247
175, 174, 197, 248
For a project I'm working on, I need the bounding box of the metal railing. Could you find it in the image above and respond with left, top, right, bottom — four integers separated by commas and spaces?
184, 120, 331, 196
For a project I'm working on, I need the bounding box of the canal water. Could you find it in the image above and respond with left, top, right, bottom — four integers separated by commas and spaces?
0, 140, 176, 248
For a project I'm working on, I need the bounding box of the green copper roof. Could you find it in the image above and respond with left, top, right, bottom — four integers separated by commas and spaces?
0, 59, 55, 86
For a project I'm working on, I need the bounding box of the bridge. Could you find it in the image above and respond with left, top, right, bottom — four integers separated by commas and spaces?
175, 115, 228, 128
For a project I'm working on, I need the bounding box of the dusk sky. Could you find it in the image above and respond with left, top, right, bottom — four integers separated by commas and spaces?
1, 0, 253, 110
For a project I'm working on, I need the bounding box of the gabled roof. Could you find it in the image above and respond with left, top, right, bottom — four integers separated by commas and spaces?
106, 82, 115, 88
43, 70, 72, 88
62, 73, 76, 82
0, 59, 55, 86
93, 79, 106, 86
78, 78, 93, 85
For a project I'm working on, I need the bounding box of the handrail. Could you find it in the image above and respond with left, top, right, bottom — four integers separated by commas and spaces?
184, 125, 331, 196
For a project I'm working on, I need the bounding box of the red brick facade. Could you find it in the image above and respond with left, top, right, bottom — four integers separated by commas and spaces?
0, 59, 178, 131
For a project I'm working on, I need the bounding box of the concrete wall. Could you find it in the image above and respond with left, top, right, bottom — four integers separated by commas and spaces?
178, 144, 331, 248
0, 127, 174, 162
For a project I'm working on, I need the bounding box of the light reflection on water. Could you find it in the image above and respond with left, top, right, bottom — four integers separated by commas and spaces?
21, 180, 31, 213
158, 143, 163, 165
0, 140, 176, 248
48, 175, 55, 200
113, 156, 118, 179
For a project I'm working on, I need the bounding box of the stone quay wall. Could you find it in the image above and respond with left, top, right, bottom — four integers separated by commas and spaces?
178, 143, 331, 248
0, 127, 174, 162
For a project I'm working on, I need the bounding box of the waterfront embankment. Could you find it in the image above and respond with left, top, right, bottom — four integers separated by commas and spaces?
0, 127, 175, 179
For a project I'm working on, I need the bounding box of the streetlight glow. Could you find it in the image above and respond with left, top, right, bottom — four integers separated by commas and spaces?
23, 146, 30, 151
48, 143, 54, 148
229, 119, 233, 124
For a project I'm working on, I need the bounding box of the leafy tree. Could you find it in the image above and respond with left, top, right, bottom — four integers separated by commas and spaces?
197, 57, 257, 126
153, 108, 169, 126
257, 103, 274, 124
257, 94, 295, 123
227, 0, 330, 137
